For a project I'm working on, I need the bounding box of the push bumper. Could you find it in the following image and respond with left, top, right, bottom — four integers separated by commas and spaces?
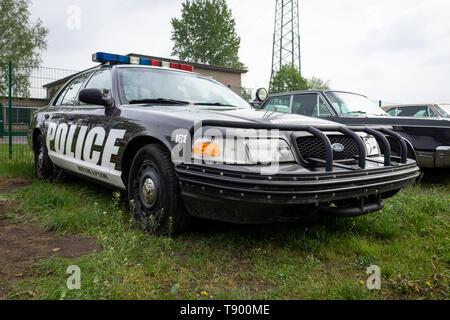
176, 161, 419, 223
177, 123, 420, 223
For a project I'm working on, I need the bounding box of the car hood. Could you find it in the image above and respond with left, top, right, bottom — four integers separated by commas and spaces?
124, 104, 340, 128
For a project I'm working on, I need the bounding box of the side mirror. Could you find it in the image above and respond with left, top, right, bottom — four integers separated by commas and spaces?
79, 88, 112, 107
255, 88, 268, 102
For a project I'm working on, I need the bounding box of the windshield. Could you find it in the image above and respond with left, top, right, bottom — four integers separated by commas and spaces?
437, 104, 450, 118
325, 91, 387, 116
118, 67, 250, 108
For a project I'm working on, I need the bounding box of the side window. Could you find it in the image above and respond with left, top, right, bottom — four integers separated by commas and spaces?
54, 73, 89, 106
413, 109, 428, 117
387, 108, 397, 116
85, 69, 112, 98
262, 96, 291, 113
318, 97, 332, 116
397, 106, 428, 117
292, 94, 319, 116
428, 107, 439, 118
61, 73, 90, 106
54, 86, 69, 106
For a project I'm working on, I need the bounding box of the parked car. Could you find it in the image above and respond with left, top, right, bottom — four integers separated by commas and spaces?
29, 54, 419, 233
383, 104, 450, 119
259, 90, 450, 169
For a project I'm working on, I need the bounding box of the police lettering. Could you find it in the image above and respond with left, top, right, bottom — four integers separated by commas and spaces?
46, 122, 126, 171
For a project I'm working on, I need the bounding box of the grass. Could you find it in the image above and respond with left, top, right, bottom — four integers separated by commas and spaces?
0, 154, 449, 300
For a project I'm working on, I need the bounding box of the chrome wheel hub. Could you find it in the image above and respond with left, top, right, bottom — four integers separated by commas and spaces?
142, 177, 156, 204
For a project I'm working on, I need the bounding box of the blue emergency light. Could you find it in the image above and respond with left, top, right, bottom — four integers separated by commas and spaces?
92, 52, 194, 72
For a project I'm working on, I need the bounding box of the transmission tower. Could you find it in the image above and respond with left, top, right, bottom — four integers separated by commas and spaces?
270, 0, 302, 87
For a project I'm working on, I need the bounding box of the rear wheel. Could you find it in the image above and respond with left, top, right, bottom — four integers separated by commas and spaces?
34, 134, 54, 180
127, 144, 190, 234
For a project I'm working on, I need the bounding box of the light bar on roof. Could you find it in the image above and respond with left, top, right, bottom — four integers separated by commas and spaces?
92, 52, 194, 72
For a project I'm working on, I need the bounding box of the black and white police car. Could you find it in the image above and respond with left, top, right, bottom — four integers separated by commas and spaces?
29, 52, 419, 233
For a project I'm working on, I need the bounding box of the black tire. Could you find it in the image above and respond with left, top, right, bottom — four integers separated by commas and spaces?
127, 143, 190, 234
34, 134, 54, 180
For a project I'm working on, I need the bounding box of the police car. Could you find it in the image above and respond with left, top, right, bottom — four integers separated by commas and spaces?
29, 52, 420, 233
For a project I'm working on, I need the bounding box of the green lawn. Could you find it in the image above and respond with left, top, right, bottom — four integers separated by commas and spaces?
0, 156, 448, 300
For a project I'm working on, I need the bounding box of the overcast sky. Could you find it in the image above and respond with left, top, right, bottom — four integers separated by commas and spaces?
30, 0, 450, 103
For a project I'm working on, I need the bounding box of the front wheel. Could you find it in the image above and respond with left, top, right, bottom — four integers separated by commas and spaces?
34, 134, 54, 180
127, 144, 190, 234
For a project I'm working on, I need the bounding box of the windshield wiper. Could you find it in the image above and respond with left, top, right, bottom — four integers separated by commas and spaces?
129, 98, 189, 105
193, 102, 238, 108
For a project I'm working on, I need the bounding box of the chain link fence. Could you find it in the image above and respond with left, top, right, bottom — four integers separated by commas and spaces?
0, 64, 80, 162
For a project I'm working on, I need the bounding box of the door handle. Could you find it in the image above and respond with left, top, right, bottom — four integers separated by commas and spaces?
44, 114, 50, 119
67, 116, 74, 121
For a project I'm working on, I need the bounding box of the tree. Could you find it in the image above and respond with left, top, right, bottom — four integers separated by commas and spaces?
269, 64, 308, 94
306, 76, 330, 90
171, 0, 245, 69
0, 0, 48, 98
240, 87, 252, 101
269, 64, 331, 93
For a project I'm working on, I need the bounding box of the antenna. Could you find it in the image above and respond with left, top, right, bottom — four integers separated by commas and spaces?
270, 0, 302, 88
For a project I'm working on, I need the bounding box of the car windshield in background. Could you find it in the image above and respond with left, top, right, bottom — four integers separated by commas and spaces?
437, 104, 450, 118
325, 91, 387, 116
118, 67, 250, 109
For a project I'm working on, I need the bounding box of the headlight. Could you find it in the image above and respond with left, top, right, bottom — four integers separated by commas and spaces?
192, 137, 295, 164
361, 134, 381, 156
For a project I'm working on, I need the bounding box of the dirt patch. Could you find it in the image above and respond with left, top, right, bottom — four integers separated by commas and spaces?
0, 178, 31, 194
0, 210, 102, 297
0, 179, 102, 298
0, 221, 102, 268
0, 201, 19, 217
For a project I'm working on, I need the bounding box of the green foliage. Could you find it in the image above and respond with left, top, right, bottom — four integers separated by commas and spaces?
269, 64, 308, 94
240, 87, 252, 101
0, 0, 48, 98
270, 64, 331, 93
306, 76, 330, 90
171, 0, 245, 69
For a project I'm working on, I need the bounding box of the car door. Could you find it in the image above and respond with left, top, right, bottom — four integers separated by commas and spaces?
59, 67, 126, 188
44, 73, 90, 170
262, 95, 292, 113
291, 93, 334, 117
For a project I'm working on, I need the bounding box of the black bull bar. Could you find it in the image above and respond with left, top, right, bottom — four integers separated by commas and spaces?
194, 120, 408, 172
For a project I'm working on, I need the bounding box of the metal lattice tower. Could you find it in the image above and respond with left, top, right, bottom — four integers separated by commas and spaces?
270, 0, 301, 87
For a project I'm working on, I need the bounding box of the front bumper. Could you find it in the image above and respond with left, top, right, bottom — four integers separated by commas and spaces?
176, 160, 419, 223
416, 146, 450, 168
435, 146, 450, 168
177, 123, 419, 223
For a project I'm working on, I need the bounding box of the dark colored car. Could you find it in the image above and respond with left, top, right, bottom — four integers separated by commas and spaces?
383, 104, 450, 119
29, 53, 419, 233
260, 90, 450, 169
